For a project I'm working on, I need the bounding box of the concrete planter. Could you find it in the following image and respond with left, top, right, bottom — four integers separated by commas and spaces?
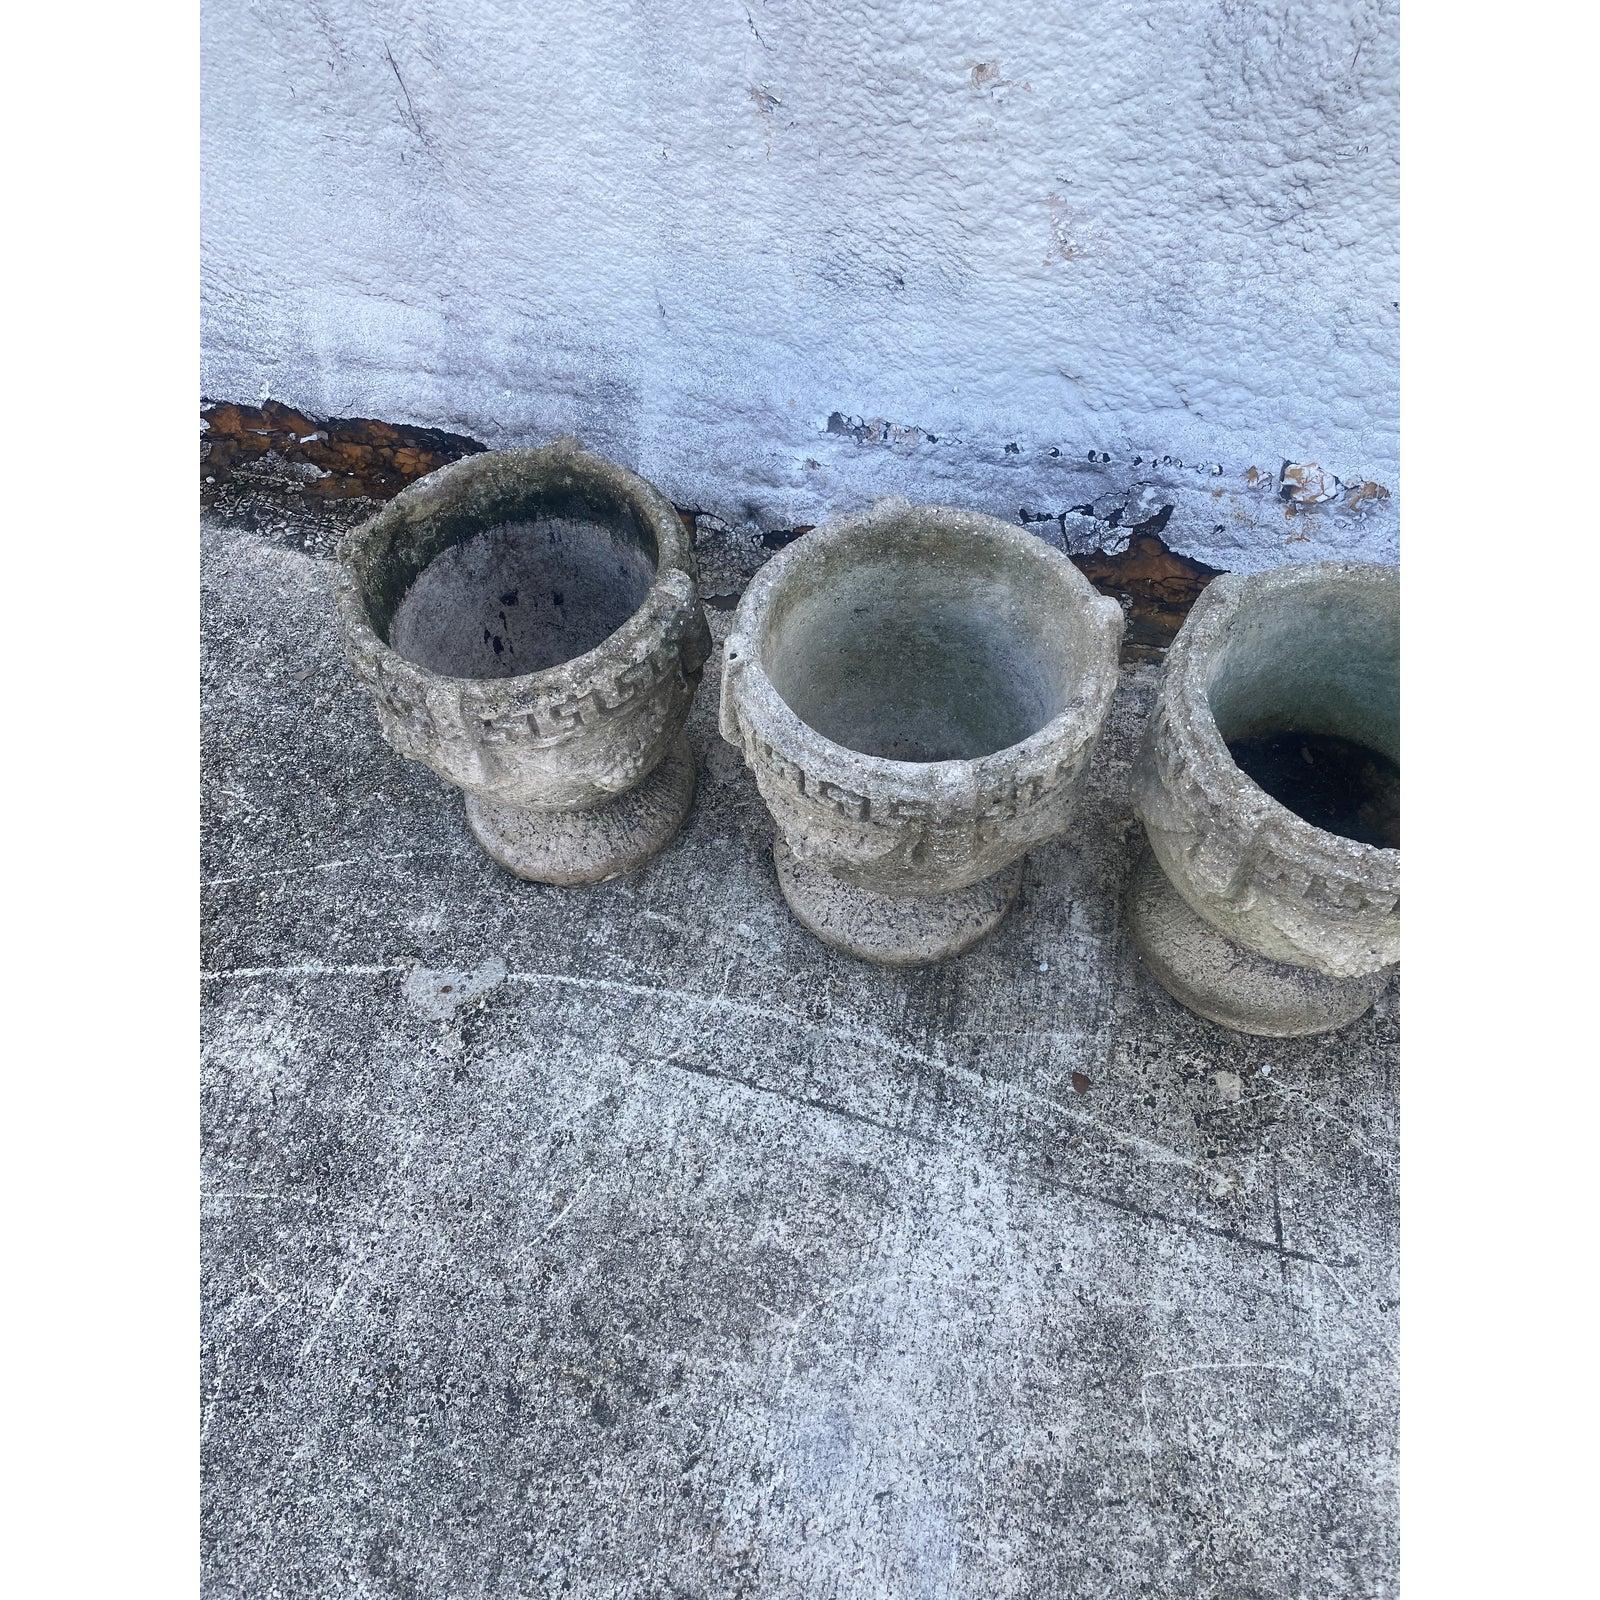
337, 443, 711, 884
1131, 561, 1399, 1035
720, 501, 1123, 965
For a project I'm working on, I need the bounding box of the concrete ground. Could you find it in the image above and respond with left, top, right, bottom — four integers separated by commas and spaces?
201, 493, 1398, 1599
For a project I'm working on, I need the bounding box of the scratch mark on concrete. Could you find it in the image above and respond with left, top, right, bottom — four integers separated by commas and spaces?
1142, 1359, 1314, 1384
204, 960, 1220, 1189
297, 1268, 359, 1363
1271, 1151, 1290, 1288
203, 1190, 331, 1207
200, 1344, 230, 1446
777, 1276, 886, 1381
1259, 1081, 1397, 1170
203, 964, 406, 981
203, 846, 466, 888
251, 1292, 292, 1332
539, 1176, 596, 1242
1138, 1359, 1316, 1494
659, 1053, 1336, 1267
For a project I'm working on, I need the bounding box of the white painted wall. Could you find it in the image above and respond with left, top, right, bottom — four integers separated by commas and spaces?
202, 0, 1399, 570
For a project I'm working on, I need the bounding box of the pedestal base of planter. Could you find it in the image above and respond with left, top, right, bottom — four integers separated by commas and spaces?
1128, 846, 1386, 1037
464, 735, 696, 886
774, 838, 1022, 967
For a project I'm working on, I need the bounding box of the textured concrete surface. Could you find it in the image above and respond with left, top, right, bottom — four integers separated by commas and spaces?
201, 0, 1399, 571
201, 496, 1399, 1598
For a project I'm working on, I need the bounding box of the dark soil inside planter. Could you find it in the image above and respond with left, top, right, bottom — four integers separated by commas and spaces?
1228, 731, 1400, 849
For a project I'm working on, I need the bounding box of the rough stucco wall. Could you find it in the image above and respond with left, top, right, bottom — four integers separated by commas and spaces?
201, 0, 1399, 572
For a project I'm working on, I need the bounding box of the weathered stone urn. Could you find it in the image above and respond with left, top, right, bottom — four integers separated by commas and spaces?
337, 442, 711, 884
1130, 561, 1399, 1036
720, 501, 1124, 965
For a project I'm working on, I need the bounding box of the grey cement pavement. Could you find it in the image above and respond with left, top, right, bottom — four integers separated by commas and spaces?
201, 494, 1398, 1599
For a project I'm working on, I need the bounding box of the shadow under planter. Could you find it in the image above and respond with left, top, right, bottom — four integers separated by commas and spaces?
336, 443, 712, 884
1131, 561, 1399, 1036
720, 500, 1124, 965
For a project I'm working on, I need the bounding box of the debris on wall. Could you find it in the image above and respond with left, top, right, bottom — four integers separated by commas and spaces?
202, 400, 484, 499
204, 400, 1216, 658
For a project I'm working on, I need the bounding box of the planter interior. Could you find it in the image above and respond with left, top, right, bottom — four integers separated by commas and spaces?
760, 534, 1095, 763
365, 481, 660, 681
1208, 582, 1399, 848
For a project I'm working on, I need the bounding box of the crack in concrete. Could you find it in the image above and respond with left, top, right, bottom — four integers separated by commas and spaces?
666, 1053, 1342, 1269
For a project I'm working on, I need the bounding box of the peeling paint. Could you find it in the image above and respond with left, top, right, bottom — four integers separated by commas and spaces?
825, 412, 941, 447
1280, 460, 1392, 512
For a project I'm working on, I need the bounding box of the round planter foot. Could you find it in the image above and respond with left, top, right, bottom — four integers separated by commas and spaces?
464, 735, 696, 885
774, 838, 1022, 966
1128, 845, 1385, 1037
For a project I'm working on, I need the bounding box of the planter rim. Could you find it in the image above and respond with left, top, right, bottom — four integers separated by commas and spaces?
722, 499, 1125, 800
1163, 559, 1400, 894
335, 441, 698, 717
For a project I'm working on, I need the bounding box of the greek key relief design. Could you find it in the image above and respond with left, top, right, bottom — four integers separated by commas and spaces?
753, 731, 1087, 827
477, 609, 700, 746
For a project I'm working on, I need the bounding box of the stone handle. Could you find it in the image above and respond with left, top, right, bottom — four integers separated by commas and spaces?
1092, 592, 1127, 650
